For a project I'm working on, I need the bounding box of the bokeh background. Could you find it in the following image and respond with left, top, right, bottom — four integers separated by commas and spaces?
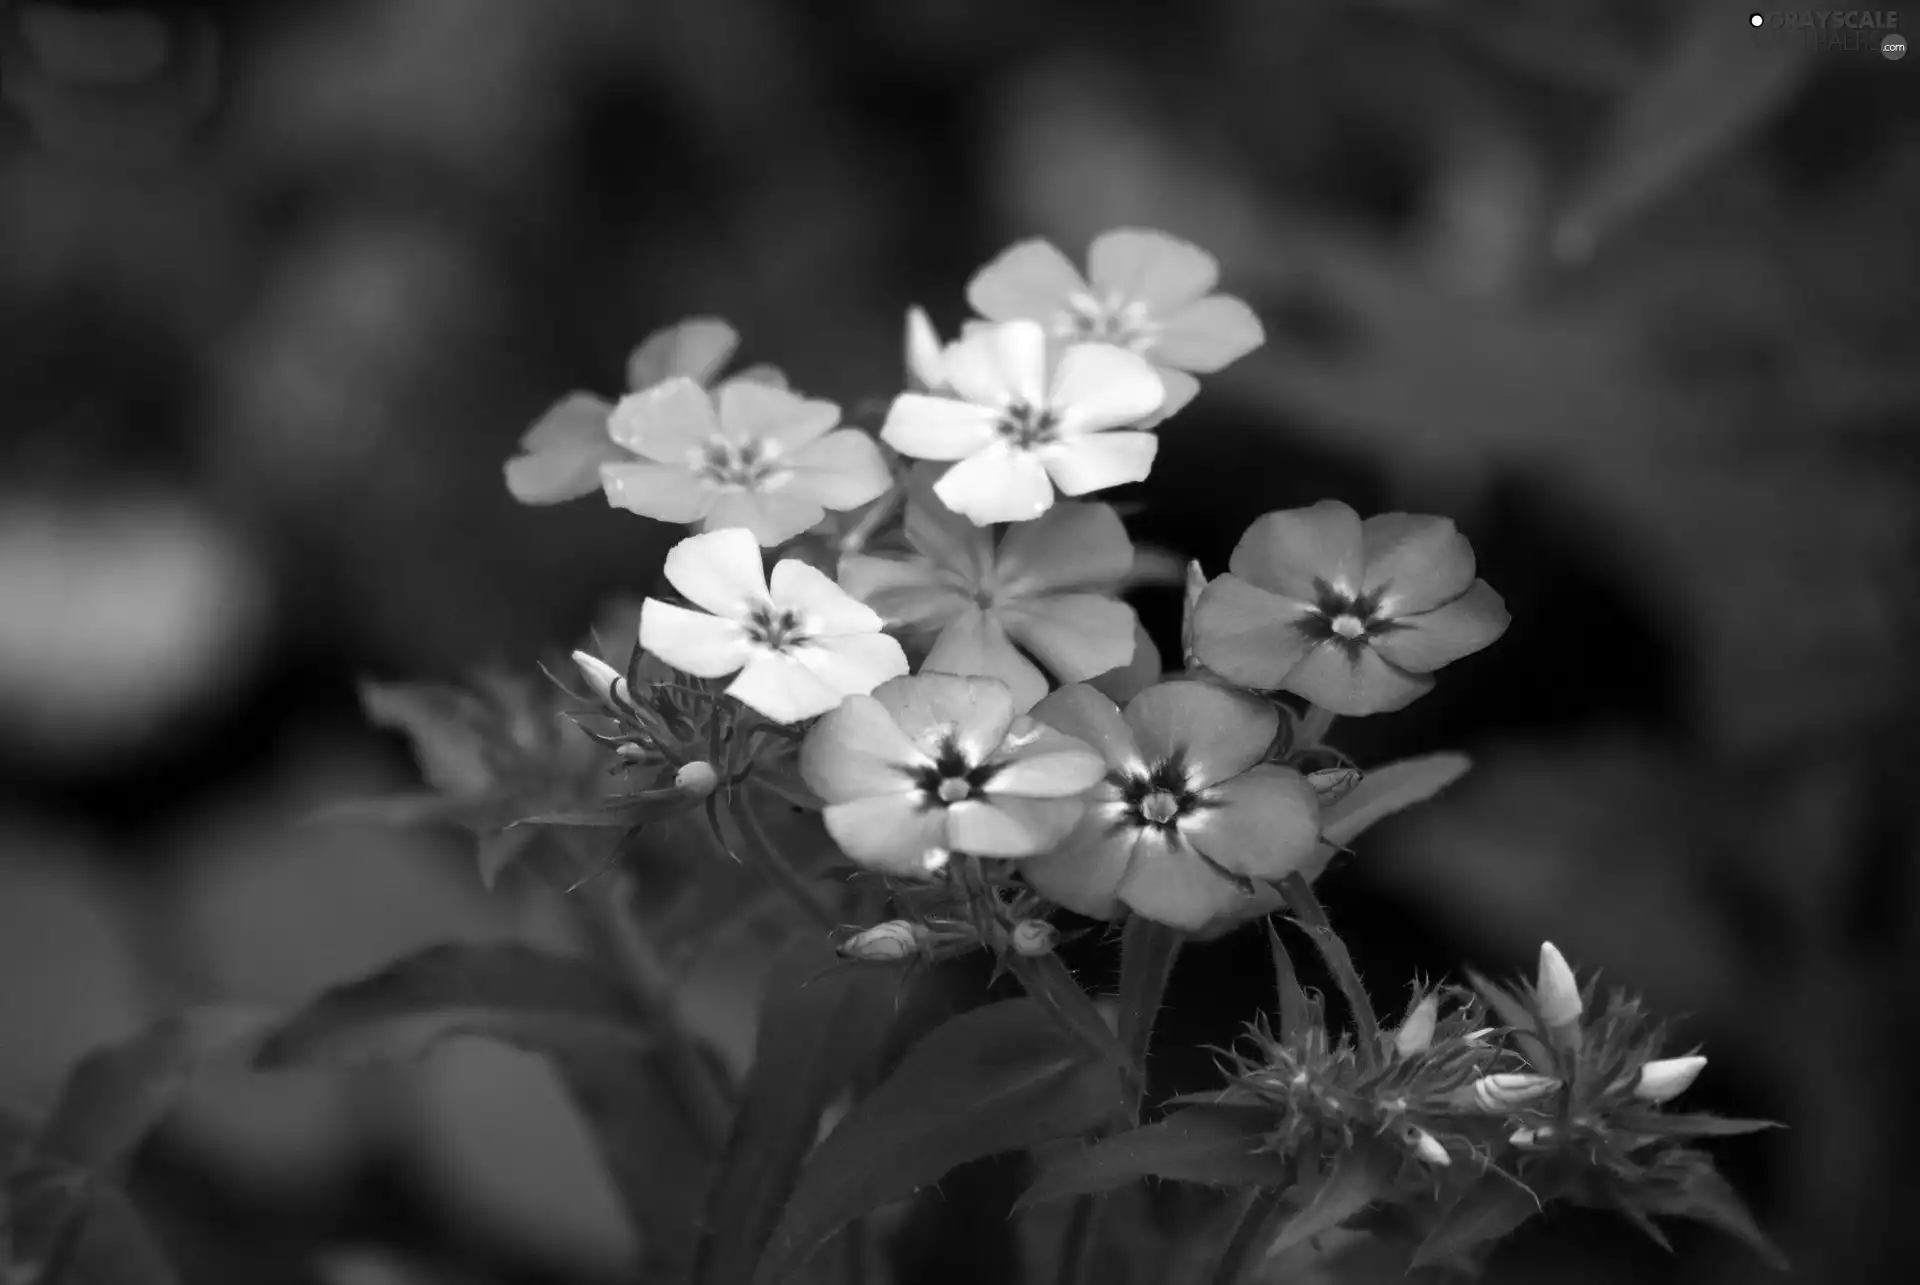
3, 0, 1917, 1282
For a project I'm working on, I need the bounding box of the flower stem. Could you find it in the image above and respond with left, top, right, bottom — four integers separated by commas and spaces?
723, 792, 841, 930
1208, 1187, 1286, 1285
838, 480, 906, 556
1296, 704, 1338, 753
1276, 873, 1380, 1067
1055, 1190, 1105, 1285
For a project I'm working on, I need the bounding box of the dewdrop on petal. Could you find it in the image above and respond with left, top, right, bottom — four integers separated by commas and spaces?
572, 651, 630, 707
1405, 1125, 1451, 1167
1634, 1055, 1707, 1104
1010, 919, 1058, 958
839, 921, 925, 962
674, 760, 720, 798
1535, 941, 1583, 1029
1393, 996, 1438, 1058
1469, 1073, 1562, 1112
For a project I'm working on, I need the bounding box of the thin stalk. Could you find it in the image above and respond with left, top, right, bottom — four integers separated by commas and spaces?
1277, 873, 1380, 1067
1055, 1190, 1105, 1285
724, 792, 841, 930
1295, 704, 1338, 754
1208, 1187, 1287, 1285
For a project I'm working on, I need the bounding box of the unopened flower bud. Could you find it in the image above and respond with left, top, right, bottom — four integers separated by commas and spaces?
1181, 561, 1208, 665
674, 760, 719, 797
839, 920, 924, 962
1463, 1027, 1496, 1047
572, 651, 630, 708
1404, 1125, 1451, 1167
1634, 1055, 1706, 1104
1009, 919, 1058, 958
1469, 1073, 1562, 1112
1307, 767, 1362, 806
1393, 996, 1438, 1058
1509, 1125, 1555, 1149
1534, 941, 1583, 1029
615, 743, 650, 761
905, 307, 946, 390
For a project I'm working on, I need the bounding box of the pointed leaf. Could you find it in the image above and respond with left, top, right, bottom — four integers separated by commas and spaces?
1644, 1166, 1789, 1271
1410, 1174, 1541, 1269
752, 999, 1125, 1285
1276, 875, 1378, 1064
510, 786, 697, 830
1466, 969, 1555, 1075
1321, 754, 1472, 848
1265, 918, 1315, 1044
358, 681, 496, 797
253, 943, 653, 1069
1614, 1110, 1783, 1140
1116, 916, 1183, 1115
1004, 950, 1138, 1089
1263, 1144, 1395, 1260
694, 938, 904, 1285
1017, 1105, 1289, 1209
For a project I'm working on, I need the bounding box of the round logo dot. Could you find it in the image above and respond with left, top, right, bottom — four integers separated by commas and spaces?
1749, 12, 1765, 27
1884, 34, 1907, 59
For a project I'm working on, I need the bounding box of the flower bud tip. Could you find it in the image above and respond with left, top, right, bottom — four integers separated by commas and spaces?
674, 760, 719, 797
1393, 996, 1438, 1058
839, 920, 924, 962
1406, 1125, 1451, 1166
1010, 919, 1058, 958
1470, 1073, 1562, 1111
572, 651, 629, 707
1634, 1054, 1706, 1104
1534, 941, 1583, 1028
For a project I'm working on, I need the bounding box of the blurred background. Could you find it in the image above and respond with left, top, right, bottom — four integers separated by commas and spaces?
2, 0, 1916, 1282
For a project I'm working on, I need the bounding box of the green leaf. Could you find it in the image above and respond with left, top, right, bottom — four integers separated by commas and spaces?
1265, 918, 1316, 1045
1276, 875, 1379, 1066
1017, 1105, 1290, 1209
359, 680, 497, 797
1410, 1173, 1540, 1269
1004, 950, 1138, 1092
1641, 1166, 1789, 1272
510, 787, 703, 832
1465, 969, 1555, 1076
6, 1180, 178, 1285
1613, 1110, 1783, 1140
1263, 1143, 1395, 1260
752, 998, 1125, 1285
1115, 916, 1183, 1117
694, 938, 904, 1285
1321, 754, 1472, 849
253, 943, 654, 1068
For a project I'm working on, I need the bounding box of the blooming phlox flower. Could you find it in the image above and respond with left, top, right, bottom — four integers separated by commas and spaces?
838, 472, 1139, 711
638, 528, 907, 724
601, 369, 892, 546
799, 673, 1107, 876
1191, 500, 1510, 717
880, 319, 1164, 525
505, 316, 786, 505
966, 228, 1265, 426
1018, 680, 1321, 932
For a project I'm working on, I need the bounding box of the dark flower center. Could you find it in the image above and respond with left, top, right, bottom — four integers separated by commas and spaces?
907, 735, 1001, 806
997, 402, 1060, 449
1297, 578, 1401, 656
699, 437, 781, 488
1115, 753, 1211, 831
744, 603, 808, 651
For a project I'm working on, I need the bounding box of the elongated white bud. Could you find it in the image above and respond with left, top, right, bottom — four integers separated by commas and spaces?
674, 760, 719, 797
572, 651, 630, 707
1405, 1125, 1451, 1166
1010, 919, 1058, 958
1469, 1073, 1562, 1111
1534, 941, 1582, 1029
905, 307, 947, 390
1462, 1027, 1496, 1047
1393, 996, 1438, 1058
838, 920, 924, 962
1634, 1055, 1706, 1104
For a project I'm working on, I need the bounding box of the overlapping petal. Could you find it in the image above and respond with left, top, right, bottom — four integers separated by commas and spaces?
998, 593, 1136, 685
783, 431, 891, 510
1228, 501, 1366, 599
505, 393, 622, 504
716, 380, 840, 449
870, 673, 1017, 764
1369, 580, 1510, 673
934, 445, 1055, 525
995, 502, 1134, 596
1280, 642, 1432, 717
1041, 432, 1158, 498
1184, 764, 1321, 879
726, 651, 842, 724
947, 795, 1089, 856
966, 239, 1090, 325
663, 528, 769, 618
1087, 229, 1220, 314
1124, 681, 1277, 789
1150, 295, 1266, 373
625, 317, 741, 390
921, 607, 1047, 712
638, 600, 751, 678
609, 376, 721, 463
880, 394, 1002, 461
942, 318, 1049, 409
602, 461, 716, 523
821, 793, 948, 875
1360, 513, 1477, 616
1115, 832, 1246, 931
801, 692, 927, 801
1189, 574, 1318, 688
1048, 344, 1166, 434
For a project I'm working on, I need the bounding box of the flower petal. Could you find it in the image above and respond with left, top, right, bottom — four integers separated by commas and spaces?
770, 558, 884, 635
1088, 229, 1219, 314
505, 393, 623, 504
966, 238, 1089, 326
1185, 764, 1320, 879
1189, 574, 1318, 688
1281, 642, 1432, 717
625, 317, 739, 390
725, 651, 845, 723
1227, 502, 1366, 599
662, 527, 769, 618
638, 599, 751, 678
869, 673, 1017, 765
801, 692, 926, 801
922, 607, 1049, 713
1370, 580, 1509, 673
1089, 622, 1164, 706
725, 363, 788, 390
1360, 514, 1478, 617
716, 380, 841, 449
936, 445, 1057, 525
1049, 344, 1165, 434
945, 795, 1089, 857
1137, 368, 1200, 430
995, 501, 1133, 597
601, 461, 714, 523
902, 466, 996, 580
1030, 683, 1140, 769
1041, 433, 1158, 498
1019, 804, 1135, 918
837, 553, 968, 632
1124, 680, 1278, 789
702, 491, 823, 546
1148, 295, 1265, 373
943, 320, 1050, 410
999, 593, 1137, 684
608, 376, 723, 463
781, 429, 891, 511
880, 394, 1002, 461
982, 717, 1109, 797
796, 632, 910, 699
906, 306, 948, 390
822, 793, 950, 875
1116, 830, 1245, 931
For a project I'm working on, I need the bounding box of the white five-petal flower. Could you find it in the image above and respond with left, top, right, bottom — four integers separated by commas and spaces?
880, 320, 1164, 526
603, 377, 891, 547
638, 528, 908, 724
